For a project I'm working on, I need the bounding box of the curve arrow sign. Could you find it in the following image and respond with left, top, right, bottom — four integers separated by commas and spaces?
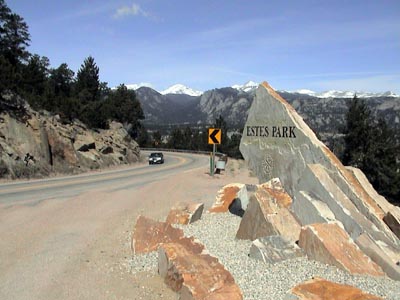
208, 128, 221, 144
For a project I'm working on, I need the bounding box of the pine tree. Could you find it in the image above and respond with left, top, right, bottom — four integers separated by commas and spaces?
106, 84, 144, 134
342, 95, 373, 168
48, 63, 74, 98
75, 56, 100, 103
0, 0, 30, 65
343, 95, 400, 204
0, 0, 31, 93
21, 54, 50, 106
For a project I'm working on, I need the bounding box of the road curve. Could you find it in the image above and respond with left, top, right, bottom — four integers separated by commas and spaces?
0, 151, 209, 206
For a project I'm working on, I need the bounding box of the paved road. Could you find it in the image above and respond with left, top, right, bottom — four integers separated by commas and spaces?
0, 151, 209, 206
0, 151, 211, 300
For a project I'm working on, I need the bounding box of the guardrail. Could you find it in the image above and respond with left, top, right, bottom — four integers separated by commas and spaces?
140, 148, 224, 157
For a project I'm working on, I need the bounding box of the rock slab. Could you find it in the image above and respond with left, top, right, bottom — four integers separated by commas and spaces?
132, 215, 184, 254
239, 82, 398, 245
158, 237, 242, 300
285, 277, 383, 300
298, 223, 384, 276
236, 179, 301, 243
249, 235, 304, 264
166, 202, 204, 225
209, 183, 248, 213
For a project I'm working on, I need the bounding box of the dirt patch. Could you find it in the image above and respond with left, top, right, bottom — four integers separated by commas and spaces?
0, 158, 257, 300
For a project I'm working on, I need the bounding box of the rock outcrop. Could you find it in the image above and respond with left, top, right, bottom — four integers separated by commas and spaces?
0, 98, 140, 178
239, 82, 400, 279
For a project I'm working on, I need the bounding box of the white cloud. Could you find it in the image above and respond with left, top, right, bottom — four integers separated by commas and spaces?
113, 3, 148, 19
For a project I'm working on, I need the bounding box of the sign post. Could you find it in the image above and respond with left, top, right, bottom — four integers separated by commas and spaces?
208, 128, 221, 176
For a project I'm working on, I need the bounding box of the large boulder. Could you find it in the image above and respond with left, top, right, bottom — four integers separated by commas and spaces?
158, 237, 242, 300
239, 82, 400, 279
166, 202, 204, 225
355, 233, 400, 280
239, 82, 396, 244
209, 183, 248, 214
131, 215, 185, 254
249, 235, 304, 264
298, 223, 384, 276
285, 277, 383, 300
236, 179, 301, 243
292, 190, 336, 225
73, 130, 96, 152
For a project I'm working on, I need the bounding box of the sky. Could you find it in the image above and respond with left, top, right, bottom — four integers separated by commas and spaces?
7, 0, 400, 93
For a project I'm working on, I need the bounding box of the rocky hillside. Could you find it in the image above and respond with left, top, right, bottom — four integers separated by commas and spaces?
137, 86, 400, 146
0, 94, 140, 179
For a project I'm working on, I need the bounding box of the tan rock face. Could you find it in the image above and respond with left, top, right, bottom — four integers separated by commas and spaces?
209, 183, 247, 213
249, 235, 304, 264
239, 82, 398, 248
299, 223, 384, 276
166, 202, 204, 225
288, 277, 383, 300
158, 238, 242, 300
259, 178, 292, 209
0, 101, 140, 179
236, 180, 301, 242
356, 233, 400, 281
346, 166, 392, 217
132, 215, 185, 254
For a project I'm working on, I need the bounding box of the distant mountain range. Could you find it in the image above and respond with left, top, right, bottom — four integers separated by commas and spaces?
126, 81, 399, 99
132, 82, 400, 152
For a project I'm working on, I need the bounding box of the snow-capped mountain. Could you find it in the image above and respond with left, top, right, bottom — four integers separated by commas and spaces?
123, 81, 398, 99
124, 82, 154, 90
231, 81, 259, 93
287, 89, 399, 98
160, 84, 203, 97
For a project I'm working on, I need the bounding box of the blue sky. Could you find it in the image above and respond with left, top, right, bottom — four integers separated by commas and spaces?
7, 0, 400, 93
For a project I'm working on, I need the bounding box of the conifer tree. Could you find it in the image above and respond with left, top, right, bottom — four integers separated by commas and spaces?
343, 95, 400, 204
342, 95, 373, 167
75, 56, 100, 103
0, 0, 31, 93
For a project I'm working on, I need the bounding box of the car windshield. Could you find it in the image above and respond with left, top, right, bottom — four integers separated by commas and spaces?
150, 153, 162, 157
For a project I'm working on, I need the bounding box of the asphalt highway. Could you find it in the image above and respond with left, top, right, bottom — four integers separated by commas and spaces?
0, 151, 209, 206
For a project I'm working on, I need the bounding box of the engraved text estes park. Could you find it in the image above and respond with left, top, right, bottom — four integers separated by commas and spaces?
246, 126, 296, 138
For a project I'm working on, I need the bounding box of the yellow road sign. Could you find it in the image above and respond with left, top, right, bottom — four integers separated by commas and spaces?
208, 128, 221, 144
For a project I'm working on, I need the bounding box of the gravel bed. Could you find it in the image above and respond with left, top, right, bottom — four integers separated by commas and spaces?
129, 212, 400, 300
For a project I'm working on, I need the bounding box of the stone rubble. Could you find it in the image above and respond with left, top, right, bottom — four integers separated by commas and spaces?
129, 82, 400, 299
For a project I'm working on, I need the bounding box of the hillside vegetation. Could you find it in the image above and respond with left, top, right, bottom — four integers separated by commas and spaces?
0, 0, 144, 137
